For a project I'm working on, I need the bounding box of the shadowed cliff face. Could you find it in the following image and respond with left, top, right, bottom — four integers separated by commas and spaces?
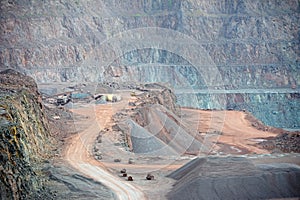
0, 69, 52, 199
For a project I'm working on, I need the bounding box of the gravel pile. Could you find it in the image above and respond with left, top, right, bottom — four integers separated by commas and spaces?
260, 132, 300, 153
167, 157, 300, 200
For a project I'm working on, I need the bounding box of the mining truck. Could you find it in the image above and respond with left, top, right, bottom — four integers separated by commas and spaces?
146, 174, 154, 180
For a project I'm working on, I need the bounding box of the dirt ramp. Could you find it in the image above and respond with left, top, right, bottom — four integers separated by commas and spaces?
167, 157, 300, 200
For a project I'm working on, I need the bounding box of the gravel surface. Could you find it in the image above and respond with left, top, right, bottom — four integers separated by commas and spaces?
167, 156, 300, 200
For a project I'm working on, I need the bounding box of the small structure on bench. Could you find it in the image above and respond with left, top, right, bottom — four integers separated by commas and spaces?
94, 94, 121, 103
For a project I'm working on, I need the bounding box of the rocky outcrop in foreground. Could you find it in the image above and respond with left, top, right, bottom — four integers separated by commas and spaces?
0, 69, 52, 199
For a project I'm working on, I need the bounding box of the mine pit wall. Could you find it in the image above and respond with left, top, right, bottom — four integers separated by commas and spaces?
0, 0, 299, 86
176, 91, 300, 129
0, 0, 299, 131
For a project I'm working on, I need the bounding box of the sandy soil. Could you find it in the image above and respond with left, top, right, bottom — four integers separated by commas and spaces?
181, 108, 277, 155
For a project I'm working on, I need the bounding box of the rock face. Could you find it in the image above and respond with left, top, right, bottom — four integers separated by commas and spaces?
0, 0, 298, 86
0, 0, 299, 128
176, 90, 300, 129
0, 69, 52, 199
134, 85, 180, 115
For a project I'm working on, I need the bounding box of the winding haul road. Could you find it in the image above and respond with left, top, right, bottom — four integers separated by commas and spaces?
61, 91, 283, 200
63, 103, 146, 200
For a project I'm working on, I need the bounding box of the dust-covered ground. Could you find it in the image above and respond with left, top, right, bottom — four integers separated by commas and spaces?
41, 82, 300, 200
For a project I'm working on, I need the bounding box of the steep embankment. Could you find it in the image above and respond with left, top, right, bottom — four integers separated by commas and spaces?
0, 69, 52, 199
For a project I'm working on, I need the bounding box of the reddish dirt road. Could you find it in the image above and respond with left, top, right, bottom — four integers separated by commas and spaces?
63, 101, 146, 200
62, 90, 282, 200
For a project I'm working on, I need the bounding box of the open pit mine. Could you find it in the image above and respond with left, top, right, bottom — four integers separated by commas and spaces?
1, 0, 299, 200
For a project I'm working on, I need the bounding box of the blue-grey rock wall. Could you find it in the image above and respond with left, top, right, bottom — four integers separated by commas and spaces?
176, 91, 300, 129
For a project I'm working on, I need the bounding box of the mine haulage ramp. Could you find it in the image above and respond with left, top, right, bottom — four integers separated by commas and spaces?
167, 157, 300, 200
125, 104, 202, 156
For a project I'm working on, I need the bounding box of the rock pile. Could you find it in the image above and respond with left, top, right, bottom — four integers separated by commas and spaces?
260, 132, 300, 153
167, 157, 300, 200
